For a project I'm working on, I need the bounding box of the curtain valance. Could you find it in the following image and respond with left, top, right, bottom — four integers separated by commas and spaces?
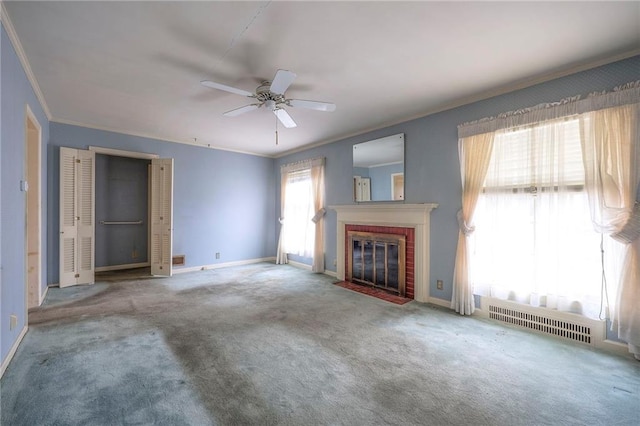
280, 157, 325, 174
458, 81, 640, 139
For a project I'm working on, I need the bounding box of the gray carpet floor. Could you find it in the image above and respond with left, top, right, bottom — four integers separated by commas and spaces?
1, 263, 639, 425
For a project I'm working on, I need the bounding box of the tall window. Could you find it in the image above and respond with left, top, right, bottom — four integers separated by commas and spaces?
470, 117, 618, 318
453, 84, 639, 357
282, 168, 315, 257
276, 158, 326, 272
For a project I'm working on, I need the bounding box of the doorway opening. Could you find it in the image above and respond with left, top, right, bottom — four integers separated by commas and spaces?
95, 154, 151, 272
391, 173, 404, 201
25, 106, 42, 308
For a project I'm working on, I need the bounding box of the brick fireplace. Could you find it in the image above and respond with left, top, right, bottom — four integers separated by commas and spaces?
331, 204, 438, 303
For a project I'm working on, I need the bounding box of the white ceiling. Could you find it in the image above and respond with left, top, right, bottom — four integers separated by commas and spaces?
3, 1, 639, 157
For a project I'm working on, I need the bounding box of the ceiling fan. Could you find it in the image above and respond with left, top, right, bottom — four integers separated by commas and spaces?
201, 69, 336, 129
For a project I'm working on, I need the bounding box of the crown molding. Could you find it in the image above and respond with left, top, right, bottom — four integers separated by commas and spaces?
1, 1, 52, 120
275, 49, 640, 159
51, 118, 274, 158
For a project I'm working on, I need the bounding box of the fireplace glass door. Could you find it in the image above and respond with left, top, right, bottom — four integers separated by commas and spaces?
349, 232, 405, 295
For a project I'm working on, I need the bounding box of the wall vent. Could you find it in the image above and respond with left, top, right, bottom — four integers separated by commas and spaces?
488, 304, 592, 344
172, 255, 185, 266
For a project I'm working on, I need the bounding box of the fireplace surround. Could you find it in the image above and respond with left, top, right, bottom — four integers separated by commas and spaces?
331, 203, 438, 303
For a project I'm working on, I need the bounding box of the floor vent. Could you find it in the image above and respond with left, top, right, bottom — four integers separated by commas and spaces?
488, 305, 592, 344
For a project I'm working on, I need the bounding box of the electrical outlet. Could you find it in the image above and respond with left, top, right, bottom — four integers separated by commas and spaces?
10, 314, 18, 330
215, 252, 221, 259
436, 280, 444, 290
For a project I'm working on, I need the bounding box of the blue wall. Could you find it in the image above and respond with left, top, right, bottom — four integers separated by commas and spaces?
1, 24, 49, 363
48, 123, 276, 283
275, 55, 640, 303
95, 154, 150, 268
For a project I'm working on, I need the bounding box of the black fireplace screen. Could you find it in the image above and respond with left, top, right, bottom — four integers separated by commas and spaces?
349, 233, 405, 295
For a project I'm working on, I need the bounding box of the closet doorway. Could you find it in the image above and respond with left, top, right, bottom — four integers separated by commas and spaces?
59, 146, 174, 287
95, 154, 151, 272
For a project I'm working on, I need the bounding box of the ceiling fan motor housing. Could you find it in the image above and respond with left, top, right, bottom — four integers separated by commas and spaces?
256, 81, 285, 109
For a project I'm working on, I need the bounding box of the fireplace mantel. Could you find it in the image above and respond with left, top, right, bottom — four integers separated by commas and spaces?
331, 203, 438, 303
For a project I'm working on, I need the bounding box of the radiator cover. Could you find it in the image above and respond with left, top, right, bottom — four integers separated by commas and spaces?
481, 298, 605, 347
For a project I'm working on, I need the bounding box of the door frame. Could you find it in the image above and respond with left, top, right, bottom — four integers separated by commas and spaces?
25, 104, 42, 308
391, 173, 404, 201
88, 145, 160, 272
88, 146, 159, 273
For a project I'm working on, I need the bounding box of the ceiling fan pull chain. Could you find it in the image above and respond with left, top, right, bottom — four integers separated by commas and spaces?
275, 113, 279, 145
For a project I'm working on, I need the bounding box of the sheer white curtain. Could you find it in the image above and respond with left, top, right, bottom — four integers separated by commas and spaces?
276, 168, 289, 264
471, 118, 607, 318
310, 159, 326, 272
581, 102, 640, 359
276, 158, 326, 271
452, 133, 494, 315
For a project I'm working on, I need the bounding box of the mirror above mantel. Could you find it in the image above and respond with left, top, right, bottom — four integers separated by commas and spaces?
352, 133, 404, 202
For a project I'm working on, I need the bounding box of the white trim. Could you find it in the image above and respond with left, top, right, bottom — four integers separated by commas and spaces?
53, 119, 274, 158
89, 146, 159, 160
390, 172, 404, 201
331, 203, 438, 304
25, 104, 43, 314
0, 2, 52, 120
0, 325, 28, 379
172, 257, 277, 274
287, 259, 311, 271
601, 339, 634, 358
39, 284, 50, 306
275, 49, 640, 159
323, 270, 337, 278
278, 259, 338, 278
95, 262, 150, 273
428, 297, 452, 309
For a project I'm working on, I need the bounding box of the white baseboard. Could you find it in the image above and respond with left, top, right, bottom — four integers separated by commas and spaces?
39, 284, 50, 306
0, 325, 28, 379
601, 339, 633, 357
284, 260, 337, 277
95, 262, 150, 272
287, 259, 311, 271
323, 269, 337, 278
173, 257, 276, 274
427, 297, 451, 309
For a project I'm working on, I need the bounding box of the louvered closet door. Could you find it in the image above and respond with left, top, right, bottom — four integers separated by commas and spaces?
150, 158, 173, 277
59, 147, 95, 287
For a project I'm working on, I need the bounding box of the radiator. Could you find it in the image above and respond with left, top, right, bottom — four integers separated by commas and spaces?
483, 299, 604, 347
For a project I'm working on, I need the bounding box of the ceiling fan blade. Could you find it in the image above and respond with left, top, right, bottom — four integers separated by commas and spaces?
224, 104, 261, 117
270, 69, 297, 95
287, 99, 336, 112
201, 80, 254, 97
274, 108, 297, 128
